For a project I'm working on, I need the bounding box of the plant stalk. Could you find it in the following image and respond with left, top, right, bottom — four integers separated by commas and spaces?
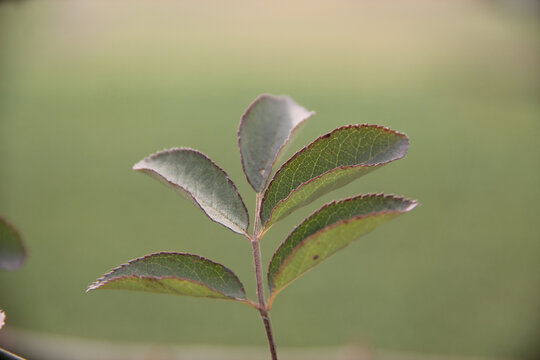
251, 193, 278, 360
252, 239, 278, 360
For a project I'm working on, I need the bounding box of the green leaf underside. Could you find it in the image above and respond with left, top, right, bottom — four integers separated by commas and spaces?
0, 217, 26, 271
268, 194, 417, 297
133, 148, 249, 235
260, 125, 409, 228
88, 252, 247, 301
239, 94, 314, 193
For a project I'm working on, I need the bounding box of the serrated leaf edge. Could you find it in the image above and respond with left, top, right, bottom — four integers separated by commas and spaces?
238, 94, 315, 193
267, 193, 418, 307
87, 251, 248, 301
260, 124, 409, 227
133, 147, 250, 236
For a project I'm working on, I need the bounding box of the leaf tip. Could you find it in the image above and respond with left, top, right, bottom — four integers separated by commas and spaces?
132, 160, 144, 171
405, 200, 420, 212
86, 279, 104, 293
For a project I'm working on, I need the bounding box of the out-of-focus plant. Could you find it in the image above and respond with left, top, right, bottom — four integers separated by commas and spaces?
88, 94, 417, 359
0, 217, 25, 272
1, 216, 27, 359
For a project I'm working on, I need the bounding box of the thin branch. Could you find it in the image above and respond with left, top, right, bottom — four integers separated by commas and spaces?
251, 193, 278, 360
252, 238, 278, 360
251, 239, 266, 307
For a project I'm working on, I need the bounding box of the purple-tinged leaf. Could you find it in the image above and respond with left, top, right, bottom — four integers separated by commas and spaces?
134, 148, 249, 235
268, 194, 417, 306
88, 252, 248, 302
238, 94, 314, 193
260, 125, 409, 229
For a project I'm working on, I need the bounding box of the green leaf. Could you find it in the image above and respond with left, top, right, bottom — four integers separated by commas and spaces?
134, 148, 249, 235
267, 194, 417, 304
88, 252, 248, 301
238, 94, 314, 193
0, 216, 26, 271
260, 125, 409, 228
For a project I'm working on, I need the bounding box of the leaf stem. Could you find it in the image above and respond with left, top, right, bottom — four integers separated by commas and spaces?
251, 193, 278, 360
251, 238, 278, 360
253, 193, 263, 238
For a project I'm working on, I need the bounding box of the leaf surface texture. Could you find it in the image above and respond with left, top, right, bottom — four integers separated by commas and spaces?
260, 125, 408, 228
238, 94, 314, 192
134, 148, 249, 235
268, 194, 417, 302
88, 252, 247, 301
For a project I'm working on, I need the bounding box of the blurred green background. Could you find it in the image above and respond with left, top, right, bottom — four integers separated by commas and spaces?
1, 0, 539, 359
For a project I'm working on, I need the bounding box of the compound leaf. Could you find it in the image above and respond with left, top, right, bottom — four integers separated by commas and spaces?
268, 194, 417, 305
88, 252, 248, 302
0, 216, 26, 271
238, 94, 314, 193
134, 148, 249, 235
260, 125, 408, 228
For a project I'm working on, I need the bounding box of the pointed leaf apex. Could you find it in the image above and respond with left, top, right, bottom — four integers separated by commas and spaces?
260, 124, 409, 227
88, 252, 248, 301
267, 194, 417, 304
